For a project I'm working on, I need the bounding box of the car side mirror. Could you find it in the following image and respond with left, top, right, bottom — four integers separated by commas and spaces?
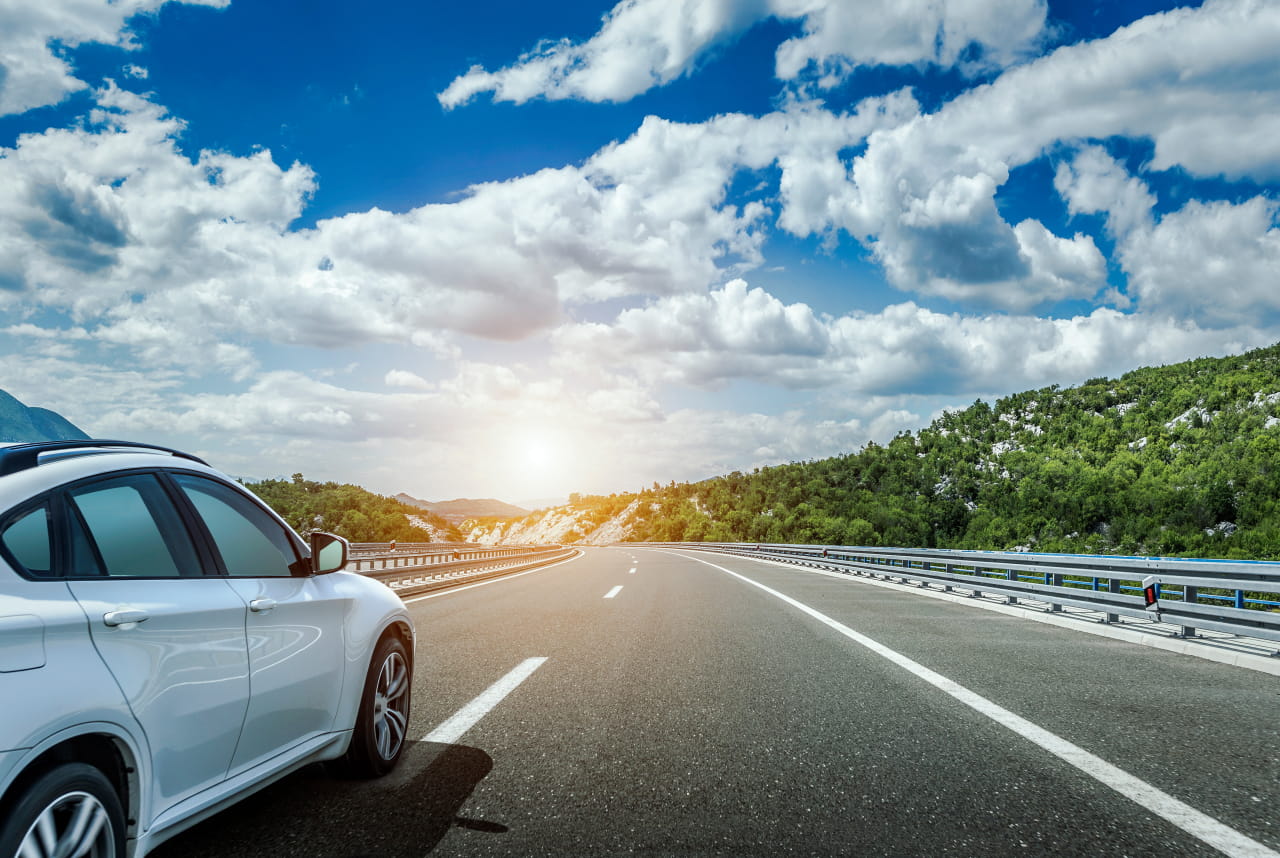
310, 531, 349, 575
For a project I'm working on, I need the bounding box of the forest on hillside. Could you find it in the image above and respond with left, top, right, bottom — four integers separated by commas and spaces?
246, 474, 462, 542
622, 342, 1280, 561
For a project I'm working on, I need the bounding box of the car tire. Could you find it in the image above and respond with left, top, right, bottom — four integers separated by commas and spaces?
0, 762, 126, 858
333, 634, 412, 778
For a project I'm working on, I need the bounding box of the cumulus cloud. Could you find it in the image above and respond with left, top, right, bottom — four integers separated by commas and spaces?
775, 0, 1274, 310
1120, 198, 1280, 327
555, 279, 832, 390
1055, 147, 1280, 326
773, 0, 1047, 84
0, 0, 226, 116
1, 83, 914, 376
554, 279, 1273, 396
438, 0, 1047, 108
1053, 145, 1156, 240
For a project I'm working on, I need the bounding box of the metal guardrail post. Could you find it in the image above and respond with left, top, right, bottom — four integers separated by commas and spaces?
1104, 577, 1122, 624
1181, 585, 1198, 638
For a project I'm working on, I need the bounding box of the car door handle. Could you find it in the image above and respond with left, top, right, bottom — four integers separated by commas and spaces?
249, 599, 277, 613
102, 609, 150, 627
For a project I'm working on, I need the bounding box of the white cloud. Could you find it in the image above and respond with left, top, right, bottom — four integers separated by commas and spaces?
384, 369, 433, 391
773, 0, 1047, 83
555, 279, 832, 390
0, 350, 184, 433
1053, 147, 1280, 326
1, 84, 916, 377
555, 280, 1273, 396
1120, 197, 1280, 327
439, 0, 769, 108
0, 0, 226, 116
438, 0, 1047, 108
1053, 145, 1156, 239
801, 0, 1280, 310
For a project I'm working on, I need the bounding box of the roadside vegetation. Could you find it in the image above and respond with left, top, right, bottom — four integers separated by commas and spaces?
246, 474, 462, 542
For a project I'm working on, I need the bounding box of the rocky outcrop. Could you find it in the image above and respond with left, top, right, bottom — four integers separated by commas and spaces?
468, 499, 639, 546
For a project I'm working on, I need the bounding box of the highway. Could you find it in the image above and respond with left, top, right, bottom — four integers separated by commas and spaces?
154, 546, 1280, 857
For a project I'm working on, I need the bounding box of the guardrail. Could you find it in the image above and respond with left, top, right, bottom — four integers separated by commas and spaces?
348, 544, 553, 572
349, 541, 470, 558
347, 543, 574, 597
638, 542, 1280, 647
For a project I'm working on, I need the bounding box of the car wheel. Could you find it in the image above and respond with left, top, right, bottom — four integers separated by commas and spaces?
334, 635, 412, 778
0, 762, 125, 858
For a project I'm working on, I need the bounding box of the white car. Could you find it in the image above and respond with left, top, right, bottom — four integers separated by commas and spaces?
0, 440, 414, 858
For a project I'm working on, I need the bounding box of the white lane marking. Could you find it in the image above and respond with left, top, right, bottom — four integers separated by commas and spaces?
401, 551, 582, 603
423, 657, 548, 745
604, 585, 623, 599
628, 567, 636, 574
675, 551, 1279, 858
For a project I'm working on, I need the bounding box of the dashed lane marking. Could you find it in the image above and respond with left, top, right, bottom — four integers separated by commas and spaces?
604, 585, 623, 599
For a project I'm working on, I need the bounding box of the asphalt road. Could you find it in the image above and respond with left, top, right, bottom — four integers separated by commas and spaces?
153, 546, 1280, 857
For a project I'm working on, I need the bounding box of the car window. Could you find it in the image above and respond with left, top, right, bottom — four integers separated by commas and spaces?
0, 504, 52, 577
67, 501, 106, 578
173, 474, 301, 577
69, 474, 202, 577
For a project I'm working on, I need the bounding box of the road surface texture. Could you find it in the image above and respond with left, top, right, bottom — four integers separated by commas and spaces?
153, 546, 1279, 857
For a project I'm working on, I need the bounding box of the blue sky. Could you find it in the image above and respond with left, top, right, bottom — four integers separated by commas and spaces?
1, 0, 1278, 504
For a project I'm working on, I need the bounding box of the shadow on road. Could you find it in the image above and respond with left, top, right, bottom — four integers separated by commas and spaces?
151, 742, 499, 858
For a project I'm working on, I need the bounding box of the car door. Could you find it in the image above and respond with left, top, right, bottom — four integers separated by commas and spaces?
167, 473, 348, 775
59, 471, 251, 817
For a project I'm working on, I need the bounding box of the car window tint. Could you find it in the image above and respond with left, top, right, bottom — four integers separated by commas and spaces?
70, 474, 201, 577
68, 500, 106, 577
173, 475, 299, 577
1, 505, 52, 577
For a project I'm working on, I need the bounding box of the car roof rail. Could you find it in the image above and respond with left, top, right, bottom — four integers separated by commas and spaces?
0, 439, 209, 477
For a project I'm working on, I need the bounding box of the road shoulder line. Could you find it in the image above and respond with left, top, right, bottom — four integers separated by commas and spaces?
672, 551, 1278, 858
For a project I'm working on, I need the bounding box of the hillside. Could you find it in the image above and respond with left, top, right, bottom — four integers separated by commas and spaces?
249, 475, 463, 542
394, 493, 530, 522
468, 494, 638, 545
0, 389, 87, 442
480, 342, 1280, 560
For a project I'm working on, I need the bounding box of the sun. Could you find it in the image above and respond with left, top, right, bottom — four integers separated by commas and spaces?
522, 437, 555, 470
507, 431, 564, 475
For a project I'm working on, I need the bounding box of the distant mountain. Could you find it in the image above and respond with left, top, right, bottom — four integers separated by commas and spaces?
0, 389, 87, 442
394, 493, 530, 522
